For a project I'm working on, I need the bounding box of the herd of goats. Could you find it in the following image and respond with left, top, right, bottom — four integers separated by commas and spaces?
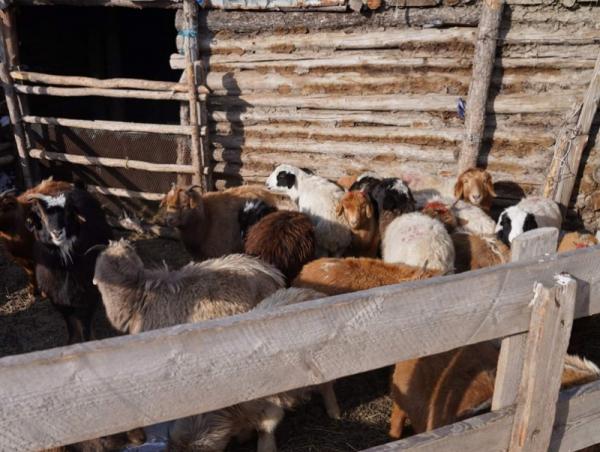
1, 164, 600, 451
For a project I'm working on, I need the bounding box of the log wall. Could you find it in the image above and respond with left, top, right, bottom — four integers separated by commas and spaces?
175, 2, 600, 224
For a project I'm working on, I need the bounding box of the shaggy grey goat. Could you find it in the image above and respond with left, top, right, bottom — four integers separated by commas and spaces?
168, 287, 340, 452
93, 239, 285, 334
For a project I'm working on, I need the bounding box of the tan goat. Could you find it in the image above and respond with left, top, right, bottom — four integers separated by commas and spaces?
293, 257, 441, 296
336, 191, 380, 257
454, 168, 496, 214
156, 185, 293, 260
558, 231, 598, 253
389, 342, 600, 439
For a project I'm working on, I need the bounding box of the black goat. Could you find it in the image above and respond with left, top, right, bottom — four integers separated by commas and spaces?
26, 187, 112, 344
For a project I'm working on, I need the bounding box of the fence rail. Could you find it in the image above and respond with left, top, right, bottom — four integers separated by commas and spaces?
1, 229, 600, 450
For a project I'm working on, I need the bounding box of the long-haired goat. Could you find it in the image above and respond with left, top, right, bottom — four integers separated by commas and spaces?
156, 185, 292, 261
336, 191, 379, 257
26, 187, 112, 343
382, 212, 455, 274
389, 342, 600, 439
454, 168, 496, 213
0, 178, 72, 294
293, 257, 441, 296
266, 165, 351, 257
169, 288, 340, 452
241, 201, 316, 282
93, 239, 285, 334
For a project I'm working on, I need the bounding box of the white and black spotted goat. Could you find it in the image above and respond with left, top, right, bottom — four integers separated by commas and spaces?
26, 186, 112, 343
266, 164, 351, 257
495, 196, 562, 246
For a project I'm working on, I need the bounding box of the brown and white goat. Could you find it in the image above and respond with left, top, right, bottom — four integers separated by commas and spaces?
156, 185, 293, 261
0, 179, 72, 294
389, 342, 600, 439
336, 191, 380, 257
454, 168, 496, 214
451, 232, 510, 273
293, 257, 441, 296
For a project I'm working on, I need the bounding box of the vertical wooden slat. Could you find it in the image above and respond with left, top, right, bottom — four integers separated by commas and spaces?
182, 0, 204, 190
543, 51, 600, 215
508, 274, 577, 452
458, 0, 504, 173
0, 8, 32, 187
492, 227, 559, 411
195, 59, 212, 190
177, 71, 191, 186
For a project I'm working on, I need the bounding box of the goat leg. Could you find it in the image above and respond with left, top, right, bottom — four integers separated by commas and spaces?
319, 382, 341, 419
389, 401, 407, 439
256, 404, 284, 452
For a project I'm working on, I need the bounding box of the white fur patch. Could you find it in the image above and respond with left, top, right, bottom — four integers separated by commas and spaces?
391, 179, 410, 195
498, 206, 530, 243
38, 193, 67, 208
56, 235, 76, 265
243, 200, 261, 213
357, 171, 379, 182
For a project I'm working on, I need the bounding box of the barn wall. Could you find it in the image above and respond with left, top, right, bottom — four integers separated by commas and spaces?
177, 2, 600, 226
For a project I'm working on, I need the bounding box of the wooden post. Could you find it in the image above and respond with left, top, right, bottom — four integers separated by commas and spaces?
195, 59, 212, 190
182, 0, 205, 190
543, 51, 600, 215
0, 8, 32, 187
457, 0, 504, 173
508, 274, 577, 452
492, 227, 559, 411
177, 71, 191, 186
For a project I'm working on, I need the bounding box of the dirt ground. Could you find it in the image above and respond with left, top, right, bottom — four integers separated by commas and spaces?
2, 233, 600, 451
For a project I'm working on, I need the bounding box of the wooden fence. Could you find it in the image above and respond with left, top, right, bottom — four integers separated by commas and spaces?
2, 227, 600, 451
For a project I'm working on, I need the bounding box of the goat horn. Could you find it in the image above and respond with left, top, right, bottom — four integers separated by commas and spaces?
0, 188, 16, 197
84, 244, 108, 255
187, 185, 202, 192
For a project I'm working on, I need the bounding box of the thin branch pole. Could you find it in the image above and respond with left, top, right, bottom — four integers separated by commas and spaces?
458, 0, 504, 173
28, 149, 195, 174
22, 115, 195, 135
182, 0, 204, 189
0, 10, 32, 187
13, 84, 196, 101
543, 50, 600, 214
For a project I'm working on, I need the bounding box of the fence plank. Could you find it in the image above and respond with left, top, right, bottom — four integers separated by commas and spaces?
509, 275, 577, 452
1, 247, 600, 450
492, 227, 559, 410
364, 379, 600, 452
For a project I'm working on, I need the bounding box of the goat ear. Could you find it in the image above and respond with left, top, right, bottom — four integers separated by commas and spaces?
365, 200, 374, 219
454, 178, 464, 199
485, 176, 497, 197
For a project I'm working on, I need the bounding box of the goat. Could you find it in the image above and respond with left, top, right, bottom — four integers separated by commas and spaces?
389, 342, 600, 439
293, 257, 441, 296
558, 231, 598, 253
451, 232, 510, 273
496, 196, 562, 246
27, 187, 112, 343
382, 212, 455, 274
454, 168, 496, 213
350, 176, 417, 237
238, 199, 277, 243
93, 239, 285, 334
0, 178, 72, 294
169, 288, 340, 452
266, 165, 351, 257
156, 185, 292, 261
242, 204, 316, 282
336, 191, 379, 257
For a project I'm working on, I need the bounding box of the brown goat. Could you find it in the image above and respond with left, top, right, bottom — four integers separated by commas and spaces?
558, 231, 598, 253
454, 168, 496, 213
0, 179, 72, 294
244, 210, 316, 282
336, 174, 359, 191
156, 185, 293, 260
421, 200, 458, 233
293, 257, 441, 296
389, 342, 600, 439
451, 232, 510, 273
336, 191, 379, 257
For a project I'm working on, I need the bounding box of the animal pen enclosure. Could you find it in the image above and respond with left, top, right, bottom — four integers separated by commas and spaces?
2, 0, 600, 451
